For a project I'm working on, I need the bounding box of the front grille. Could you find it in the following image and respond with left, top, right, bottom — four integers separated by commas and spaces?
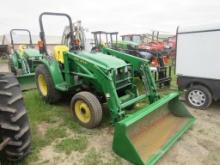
114, 66, 132, 90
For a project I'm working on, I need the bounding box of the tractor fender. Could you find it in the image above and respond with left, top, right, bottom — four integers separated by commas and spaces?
38, 58, 64, 88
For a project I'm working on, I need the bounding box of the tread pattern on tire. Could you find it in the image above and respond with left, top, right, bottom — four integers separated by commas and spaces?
71, 91, 103, 129
0, 73, 31, 163
35, 64, 61, 103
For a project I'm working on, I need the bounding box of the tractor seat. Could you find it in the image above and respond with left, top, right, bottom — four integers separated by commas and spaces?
15, 45, 26, 58
53, 45, 69, 63
18, 45, 27, 52
15, 45, 27, 57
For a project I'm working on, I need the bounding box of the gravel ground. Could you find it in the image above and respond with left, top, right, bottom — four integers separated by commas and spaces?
158, 102, 220, 165
0, 63, 8, 72
34, 102, 220, 165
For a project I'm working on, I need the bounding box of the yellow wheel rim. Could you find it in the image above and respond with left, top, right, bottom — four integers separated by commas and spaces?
74, 100, 91, 123
38, 74, 48, 96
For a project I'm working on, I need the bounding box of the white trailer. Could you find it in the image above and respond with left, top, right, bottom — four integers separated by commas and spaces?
176, 24, 220, 109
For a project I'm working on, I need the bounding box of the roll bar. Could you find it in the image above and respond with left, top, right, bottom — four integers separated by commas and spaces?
39, 12, 74, 55
10, 29, 33, 50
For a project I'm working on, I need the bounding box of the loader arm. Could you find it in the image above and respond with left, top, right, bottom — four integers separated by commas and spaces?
102, 47, 159, 103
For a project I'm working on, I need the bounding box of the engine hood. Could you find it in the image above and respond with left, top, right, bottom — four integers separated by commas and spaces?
76, 51, 127, 69
24, 48, 43, 58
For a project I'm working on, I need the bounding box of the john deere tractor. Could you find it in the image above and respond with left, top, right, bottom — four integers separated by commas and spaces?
35, 12, 195, 165
8, 29, 43, 90
0, 72, 31, 163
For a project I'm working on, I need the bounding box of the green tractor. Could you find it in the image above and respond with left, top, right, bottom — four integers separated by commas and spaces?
121, 33, 145, 44
8, 29, 43, 90
91, 31, 140, 53
35, 12, 195, 165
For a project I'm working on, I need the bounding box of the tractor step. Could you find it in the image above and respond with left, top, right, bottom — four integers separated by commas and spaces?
120, 94, 146, 109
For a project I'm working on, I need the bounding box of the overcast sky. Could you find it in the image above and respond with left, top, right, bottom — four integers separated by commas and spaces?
1, 0, 220, 36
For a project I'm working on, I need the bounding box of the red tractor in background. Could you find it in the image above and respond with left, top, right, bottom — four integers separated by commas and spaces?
121, 31, 177, 67
121, 31, 176, 87
135, 31, 176, 67
138, 41, 169, 67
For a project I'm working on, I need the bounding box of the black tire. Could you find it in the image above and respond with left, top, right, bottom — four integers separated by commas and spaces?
35, 64, 61, 103
185, 85, 212, 109
71, 91, 103, 129
0, 73, 31, 163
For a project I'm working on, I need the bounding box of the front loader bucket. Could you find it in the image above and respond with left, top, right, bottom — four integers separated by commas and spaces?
113, 92, 195, 165
17, 73, 36, 91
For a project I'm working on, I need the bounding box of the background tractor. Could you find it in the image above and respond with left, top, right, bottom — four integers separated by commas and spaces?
35, 12, 195, 165
8, 29, 43, 90
91, 31, 171, 88
91, 31, 142, 57
121, 33, 142, 43
0, 72, 31, 163
121, 32, 173, 63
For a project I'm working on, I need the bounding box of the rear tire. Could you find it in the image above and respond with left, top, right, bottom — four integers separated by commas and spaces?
0, 73, 31, 162
185, 85, 212, 109
71, 91, 103, 129
35, 64, 61, 103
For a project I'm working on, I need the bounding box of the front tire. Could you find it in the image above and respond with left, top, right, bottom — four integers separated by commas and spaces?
71, 91, 103, 129
185, 85, 212, 109
35, 64, 61, 103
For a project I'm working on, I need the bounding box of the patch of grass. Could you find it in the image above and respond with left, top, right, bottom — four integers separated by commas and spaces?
82, 148, 104, 165
58, 113, 81, 132
81, 149, 123, 165
22, 90, 82, 164
55, 136, 88, 154
24, 90, 66, 123
23, 126, 67, 164
46, 127, 67, 141
24, 90, 81, 131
